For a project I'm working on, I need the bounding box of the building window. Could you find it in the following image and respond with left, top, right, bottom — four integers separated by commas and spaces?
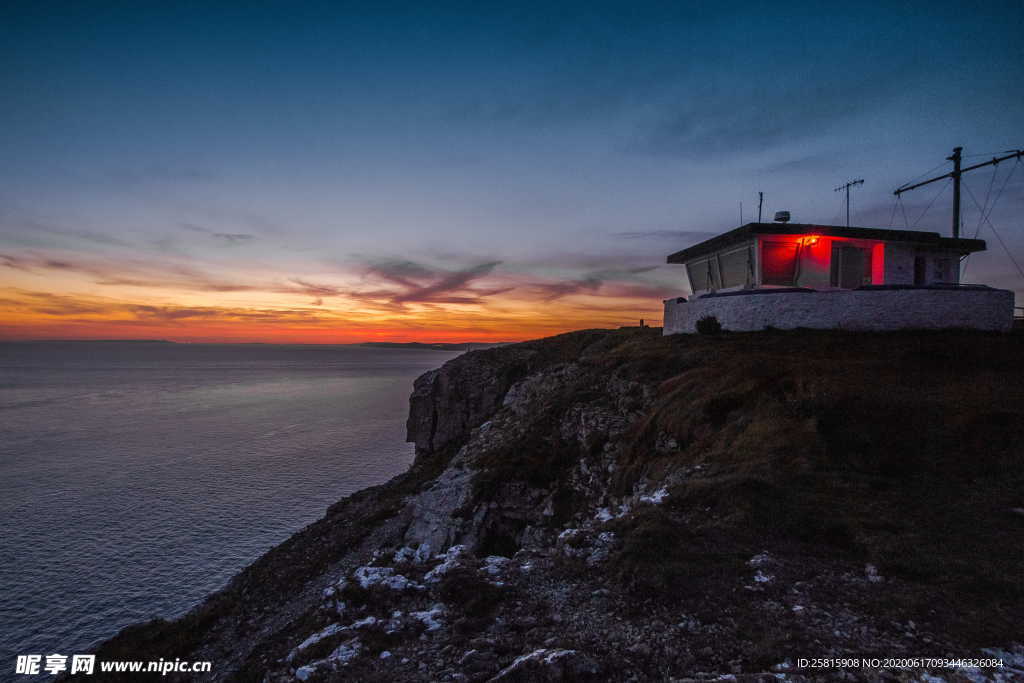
830, 245, 872, 288
761, 242, 798, 286
719, 245, 752, 288
686, 258, 719, 291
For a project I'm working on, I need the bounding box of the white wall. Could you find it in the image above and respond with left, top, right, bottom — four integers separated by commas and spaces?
884, 245, 964, 285
884, 244, 916, 284
663, 288, 1014, 334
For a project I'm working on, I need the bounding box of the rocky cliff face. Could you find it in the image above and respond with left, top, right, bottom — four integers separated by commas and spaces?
74, 328, 1024, 682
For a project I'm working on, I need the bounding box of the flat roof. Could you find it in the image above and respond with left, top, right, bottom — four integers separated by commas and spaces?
666, 223, 987, 264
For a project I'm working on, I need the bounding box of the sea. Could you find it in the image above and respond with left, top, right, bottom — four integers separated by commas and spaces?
0, 341, 462, 672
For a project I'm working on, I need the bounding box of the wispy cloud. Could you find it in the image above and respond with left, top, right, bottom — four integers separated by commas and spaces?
128, 304, 325, 323
535, 277, 603, 300
354, 260, 512, 306
0, 219, 131, 248
0, 291, 115, 316
1, 250, 267, 293
530, 265, 666, 301
612, 230, 719, 241
0, 253, 31, 270
105, 166, 217, 184
287, 278, 346, 306
181, 223, 256, 245
0, 289, 331, 326
2, 242, 679, 317
1, 253, 86, 272
633, 72, 910, 160
393, 261, 505, 303
214, 233, 255, 244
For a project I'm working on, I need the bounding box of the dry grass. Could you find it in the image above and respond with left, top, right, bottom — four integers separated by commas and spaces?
595, 328, 1024, 647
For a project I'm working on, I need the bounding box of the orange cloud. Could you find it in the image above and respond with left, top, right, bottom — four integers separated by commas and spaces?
0, 247, 674, 342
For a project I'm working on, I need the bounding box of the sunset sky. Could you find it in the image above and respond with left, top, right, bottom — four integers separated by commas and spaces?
2, 1, 1022, 342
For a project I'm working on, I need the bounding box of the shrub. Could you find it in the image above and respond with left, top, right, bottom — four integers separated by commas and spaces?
608, 510, 738, 600
436, 567, 505, 618
695, 315, 723, 335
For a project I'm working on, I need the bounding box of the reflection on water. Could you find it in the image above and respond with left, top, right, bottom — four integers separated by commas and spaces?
0, 342, 459, 664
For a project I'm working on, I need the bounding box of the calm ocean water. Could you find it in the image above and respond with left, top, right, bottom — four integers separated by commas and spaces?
0, 342, 460, 671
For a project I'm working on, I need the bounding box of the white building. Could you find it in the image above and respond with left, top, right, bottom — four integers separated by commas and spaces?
663, 222, 1014, 334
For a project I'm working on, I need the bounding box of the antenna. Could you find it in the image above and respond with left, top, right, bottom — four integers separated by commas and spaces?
834, 178, 864, 227
757, 192, 764, 222
894, 146, 1024, 238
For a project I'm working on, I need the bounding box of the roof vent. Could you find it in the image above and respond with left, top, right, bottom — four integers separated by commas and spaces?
773, 210, 791, 223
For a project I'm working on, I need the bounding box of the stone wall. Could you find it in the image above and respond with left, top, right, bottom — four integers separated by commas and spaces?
663, 287, 1015, 334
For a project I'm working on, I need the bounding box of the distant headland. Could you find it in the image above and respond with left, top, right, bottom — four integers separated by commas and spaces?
2, 339, 512, 348
358, 341, 512, 351
5, 339, 177, 344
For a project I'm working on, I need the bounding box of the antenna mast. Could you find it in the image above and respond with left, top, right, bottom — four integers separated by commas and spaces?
834, 178, 864, 227
949, 147, 962, 238
894, 146, 1024, 238
757, 192, 764, 222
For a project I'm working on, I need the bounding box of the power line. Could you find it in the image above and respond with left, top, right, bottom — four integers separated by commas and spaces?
887, 197, 899, 228
973, 160, 1000, 238
898, 195, 910, 228
964, 160, 1021, 276
963, 151, 1011, 158
972, 159, 1020, 239
901, 159, 949, 187
962, 158, 1020, 277
962, 178, 1024, 282
911, 178, 951, 227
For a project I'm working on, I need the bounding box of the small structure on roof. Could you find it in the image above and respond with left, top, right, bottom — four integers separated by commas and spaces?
663, 221, 1014, 333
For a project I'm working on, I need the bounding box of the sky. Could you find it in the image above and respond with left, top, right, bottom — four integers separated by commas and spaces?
1, 0, 1022, 342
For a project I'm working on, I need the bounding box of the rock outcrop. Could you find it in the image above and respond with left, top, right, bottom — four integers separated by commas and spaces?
70, 328, 1024, 682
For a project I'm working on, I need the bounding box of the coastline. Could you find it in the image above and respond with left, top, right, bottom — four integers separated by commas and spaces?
70, 328, 1024, 681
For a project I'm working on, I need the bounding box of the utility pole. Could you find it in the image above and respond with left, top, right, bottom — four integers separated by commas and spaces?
894, 146, 1024, 238
949, 147, 962, 238
757, 192, 764, 222
834, 179, 864, 227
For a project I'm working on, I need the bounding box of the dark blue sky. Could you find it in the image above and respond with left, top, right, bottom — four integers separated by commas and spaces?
2, 1, 1022, 340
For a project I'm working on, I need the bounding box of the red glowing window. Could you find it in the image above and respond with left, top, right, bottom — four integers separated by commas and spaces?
761, 242, 798, 285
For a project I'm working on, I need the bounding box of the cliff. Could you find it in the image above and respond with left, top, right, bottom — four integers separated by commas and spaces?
73, 328, 1024, 681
